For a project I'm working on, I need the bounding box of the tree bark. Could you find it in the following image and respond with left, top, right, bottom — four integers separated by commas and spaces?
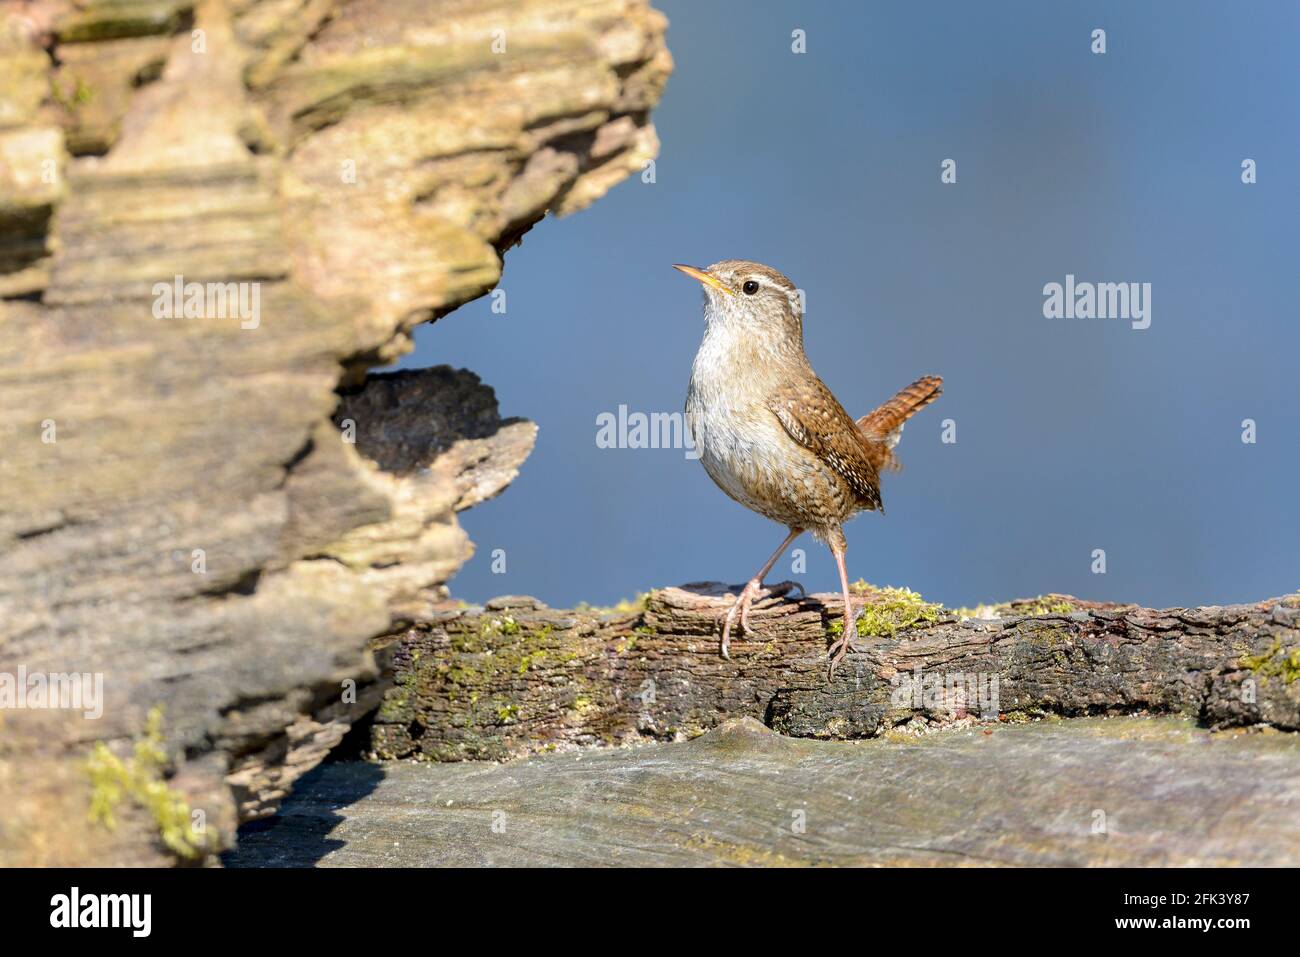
370, 585, 1300, 761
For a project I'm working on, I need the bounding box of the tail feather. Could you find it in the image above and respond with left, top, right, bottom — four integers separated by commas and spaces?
857, 375, 943, 472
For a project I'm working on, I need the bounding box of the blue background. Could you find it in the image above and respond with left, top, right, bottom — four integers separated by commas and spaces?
398, 0, 1300, 609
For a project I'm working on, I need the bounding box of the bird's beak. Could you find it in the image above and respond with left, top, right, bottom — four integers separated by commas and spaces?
672, 263, 733, 296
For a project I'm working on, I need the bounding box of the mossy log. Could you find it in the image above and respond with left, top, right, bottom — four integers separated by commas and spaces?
370, 585, 1300, 761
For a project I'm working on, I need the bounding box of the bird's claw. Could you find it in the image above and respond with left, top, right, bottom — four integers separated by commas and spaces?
720, 580, 756, 656
826, 600, 865, 678
721, 578, 803, 655
742, 579, 806, 634
826, 639, 855, 679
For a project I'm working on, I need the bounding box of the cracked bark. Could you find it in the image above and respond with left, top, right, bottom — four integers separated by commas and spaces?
370, 585, 1300, 761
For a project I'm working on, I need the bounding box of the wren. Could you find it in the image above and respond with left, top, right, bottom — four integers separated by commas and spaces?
674, 260, 942, 676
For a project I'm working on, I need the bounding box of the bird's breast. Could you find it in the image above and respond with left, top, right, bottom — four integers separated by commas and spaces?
686, 343, 861, 530
687, 379, 846, 529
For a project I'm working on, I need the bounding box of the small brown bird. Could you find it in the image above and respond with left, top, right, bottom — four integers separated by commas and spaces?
675, 260, 942, 676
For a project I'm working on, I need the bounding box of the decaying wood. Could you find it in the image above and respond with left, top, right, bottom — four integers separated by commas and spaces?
0, 0, 670, 865
370, 585, 1300, 761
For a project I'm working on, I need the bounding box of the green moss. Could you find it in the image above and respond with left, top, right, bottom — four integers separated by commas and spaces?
1035, 626, 1071, 646
1241, 641, 1300, 684
376, 691, 409, 720
831, 583, 941, 638
614, 627, 657, 656
86, 706, 214, 861
517, 649, 547, 673
390, 617, 607, 752
50, 73, 95, 111
950, 607, 981, 620
574, 592, 649, 615
1017, 597, 1075, 615
377, 669, 416, 719
489, 616, 521, 636
448, 615, 525, 654
952, 595, 1074, 619
445, 622, 560, 682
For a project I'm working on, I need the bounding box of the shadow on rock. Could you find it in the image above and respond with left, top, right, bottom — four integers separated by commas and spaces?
222, 761, 387, 868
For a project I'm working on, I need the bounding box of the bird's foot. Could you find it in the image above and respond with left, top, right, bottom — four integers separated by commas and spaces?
720, 577, 801, 658
720, 579, 759, 658
826, 601, 866, 678
740, 579, 805, 635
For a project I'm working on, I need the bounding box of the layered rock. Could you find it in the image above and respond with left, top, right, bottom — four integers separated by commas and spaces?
0, 0, 670, 865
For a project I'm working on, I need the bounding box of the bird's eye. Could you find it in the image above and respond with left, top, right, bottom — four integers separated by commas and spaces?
741, 280, 759, 295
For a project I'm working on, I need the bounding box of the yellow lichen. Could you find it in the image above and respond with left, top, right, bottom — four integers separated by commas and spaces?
1017, 597, 1076, 615
952, 595, 1074, 619
86, 706, 213, 860
496, 703, 519, 723
516, 649, 547, 673
1240, 641, 1300, 684
574, 593, 649, 615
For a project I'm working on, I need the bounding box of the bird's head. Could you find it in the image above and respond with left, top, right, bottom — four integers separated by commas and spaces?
673, 259, 804, 347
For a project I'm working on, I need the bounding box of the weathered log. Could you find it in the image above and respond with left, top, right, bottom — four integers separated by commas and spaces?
0, 0, 670, 865
369, 584, 1300, 761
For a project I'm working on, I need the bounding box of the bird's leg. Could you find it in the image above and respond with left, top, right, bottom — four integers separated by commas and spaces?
826, 537, 860, 678
741, 578, 805, 635
720, 528, 803, 658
